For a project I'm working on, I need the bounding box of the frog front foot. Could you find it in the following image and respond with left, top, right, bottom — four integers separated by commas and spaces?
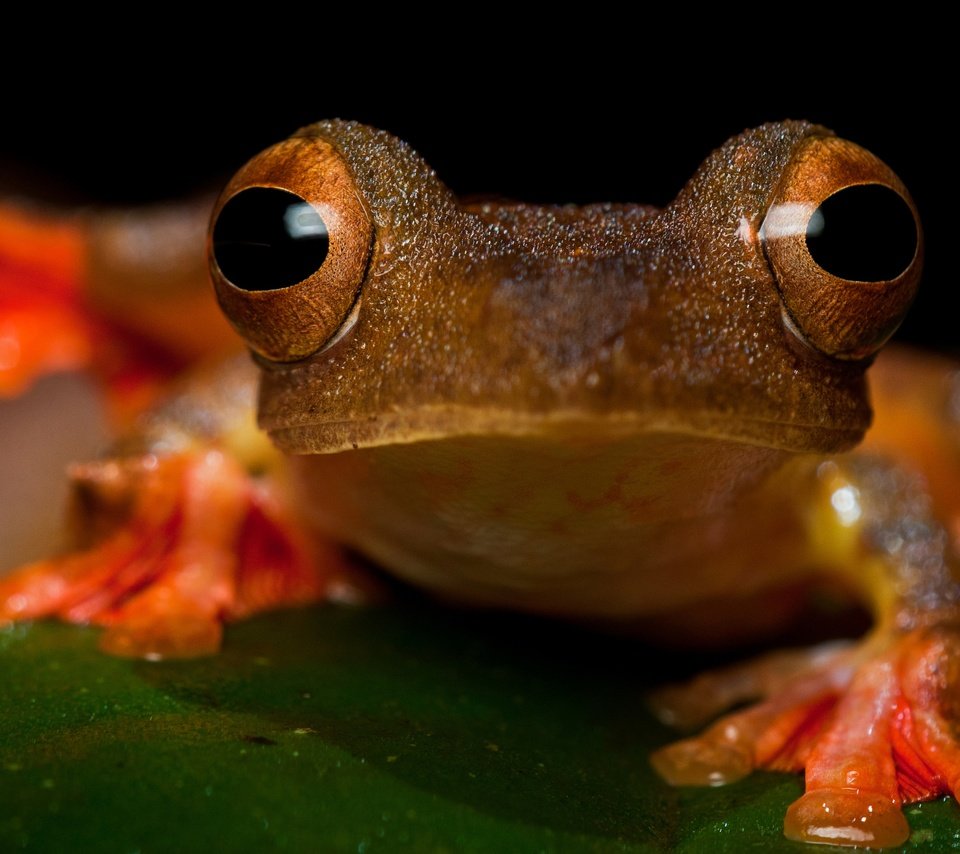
651, 626, 960, 847
0, 449, 357, 659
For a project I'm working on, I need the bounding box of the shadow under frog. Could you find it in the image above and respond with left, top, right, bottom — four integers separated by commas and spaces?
132, 598, 879, 849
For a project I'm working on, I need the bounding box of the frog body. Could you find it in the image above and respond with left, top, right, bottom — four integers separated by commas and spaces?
212, 120, 919, 628
3, 120, 956, 849
291, 431, 797, 616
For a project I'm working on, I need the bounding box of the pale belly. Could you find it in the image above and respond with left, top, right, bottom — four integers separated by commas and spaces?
290, 432, 813, 617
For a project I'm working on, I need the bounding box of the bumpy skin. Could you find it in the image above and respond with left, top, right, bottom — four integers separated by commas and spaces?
3, 121, 954, 849
211, 122, 922, 626
248, 121, 875, 455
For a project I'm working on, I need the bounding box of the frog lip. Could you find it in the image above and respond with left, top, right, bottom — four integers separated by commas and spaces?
261, 407, 867, 457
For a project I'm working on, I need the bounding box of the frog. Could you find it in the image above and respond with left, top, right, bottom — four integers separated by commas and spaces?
2, 119, 958, 848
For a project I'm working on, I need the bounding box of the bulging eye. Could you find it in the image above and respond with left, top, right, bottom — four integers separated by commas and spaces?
213, 188, 330, 291
761, 135, 922, 360
209, 136, 373, 362
805, 184, 917, 283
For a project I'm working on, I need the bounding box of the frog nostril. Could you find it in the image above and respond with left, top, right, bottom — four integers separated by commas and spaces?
805, 184, 917, 283
212, 187, 329, 291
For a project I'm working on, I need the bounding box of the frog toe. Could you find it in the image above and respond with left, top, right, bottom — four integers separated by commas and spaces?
784, 789, 910, 847
651, 671, 840, 785
650, 640, 854, 730
99, 603, 224, 659
650, 729, 753, 786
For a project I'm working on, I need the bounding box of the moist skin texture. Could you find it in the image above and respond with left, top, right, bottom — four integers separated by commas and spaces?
239, 121, 888, 457
206, 120, 919, 620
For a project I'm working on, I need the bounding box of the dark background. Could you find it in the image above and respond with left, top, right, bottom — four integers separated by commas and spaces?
1, 48, 949, 352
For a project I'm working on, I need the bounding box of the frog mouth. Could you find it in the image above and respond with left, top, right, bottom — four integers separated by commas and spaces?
262, 405, 868, 457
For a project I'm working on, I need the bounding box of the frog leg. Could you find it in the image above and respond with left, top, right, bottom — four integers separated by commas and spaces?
651, 454, 960, 848
0, 356, 369, 659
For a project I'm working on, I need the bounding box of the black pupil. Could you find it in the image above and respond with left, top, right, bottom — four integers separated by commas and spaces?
212, 187, 329, 291
805, 184, 917, 282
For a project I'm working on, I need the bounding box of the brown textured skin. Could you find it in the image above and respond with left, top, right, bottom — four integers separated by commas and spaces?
207, 121, 923, 619
239, 120, 900, 455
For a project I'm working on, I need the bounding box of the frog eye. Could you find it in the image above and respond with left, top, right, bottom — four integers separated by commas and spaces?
209, 137, 372, 361
213, 188, 330, 292
760, 135, 922, 360
804, 184, 917, 284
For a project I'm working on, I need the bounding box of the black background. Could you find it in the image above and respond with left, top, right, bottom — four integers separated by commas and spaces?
1, 43, 949, 352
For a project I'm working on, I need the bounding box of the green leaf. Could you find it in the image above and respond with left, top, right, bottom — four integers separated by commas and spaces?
1, 605, 958, 852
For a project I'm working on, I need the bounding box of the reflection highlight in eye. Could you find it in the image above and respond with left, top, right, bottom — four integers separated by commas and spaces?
806, 208, 825, 240
284, 203, 328, 240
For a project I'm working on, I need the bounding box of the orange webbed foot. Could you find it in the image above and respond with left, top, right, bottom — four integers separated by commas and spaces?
0, 450, 352, 659
651, 629, 960, 848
